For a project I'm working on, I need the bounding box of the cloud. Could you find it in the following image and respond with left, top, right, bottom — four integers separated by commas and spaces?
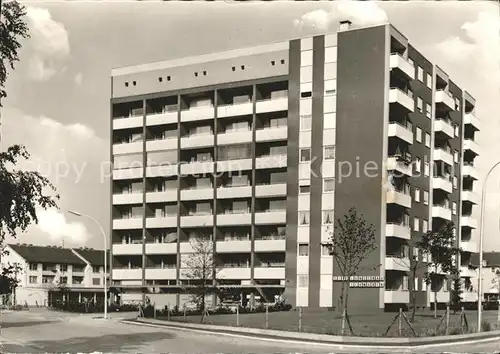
25, 7, 70, 81
36, 208, 91, 245
39, 116, 95, 140
74, 73, 83, 85
294, 0, 388, 31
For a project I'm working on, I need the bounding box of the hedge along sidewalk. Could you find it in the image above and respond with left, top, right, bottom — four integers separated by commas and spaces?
123, 318, 500, 349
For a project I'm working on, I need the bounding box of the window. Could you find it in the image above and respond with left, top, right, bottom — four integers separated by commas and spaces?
29, 276, 38, 284
324, 146, 335, 160
414, 157, 421, 173
241, 65, 245, 70
452, 202, 457, 215
426, 73, 432, 89
194, 72, 198, 77
417, 97, 423, 112
423, 219, 428, 233
29, 263, 38, 271
403, 276, 409, 291
417, 67, 424, 82
300, 115, 312, 130
92, 266, 100, 273
158, 77, 163, 83
424, 191, 429, 205
60, 264, 67, 272
125, 82, 129, 87
133, 81, 136, 86
232, 66, 235, 71
321, 244, 333, 256
454, 97, 461, 111
454, 125, 459, 137
300, 149, 311, 162
301, 91, 312, 98
443, 280, 448, 292
414, 188, 420, 202
167, 76, 171, 81
426, 103, 432, 118
299, 211, 310, 225
271, 60, 275, 66
323, 210, 334, 224
453, 176, 458, 189
298, 243, 309, 256
203, 71, 207, 76
425, 133, 431, 148
299, 185, 310, 194
408, 57, 414, 67
281, 59, 285, 65
323, 178, 335, 192
424, 162, 430, 176
413, 247, 419, 260
60, 276, 68, 284
413, 217, 420, 231
453, 150, 459, 163
92, 278, 101, 286
298, 274, 308, 288
416, 127, 422, 142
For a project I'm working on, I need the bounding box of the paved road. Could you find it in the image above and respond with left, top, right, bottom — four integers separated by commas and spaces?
1, 309, 500, 353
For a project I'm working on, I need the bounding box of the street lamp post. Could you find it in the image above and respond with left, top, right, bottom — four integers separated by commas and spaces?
477, 161, 500, 332
68, 210, 108, 320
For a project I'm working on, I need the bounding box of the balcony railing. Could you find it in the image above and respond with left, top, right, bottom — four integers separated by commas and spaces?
259, 262, 286, 268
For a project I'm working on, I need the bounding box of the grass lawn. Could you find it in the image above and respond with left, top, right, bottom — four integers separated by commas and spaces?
162, 309, 500, 337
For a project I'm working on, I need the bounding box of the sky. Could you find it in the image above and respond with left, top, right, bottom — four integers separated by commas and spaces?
3, 0, 500, 251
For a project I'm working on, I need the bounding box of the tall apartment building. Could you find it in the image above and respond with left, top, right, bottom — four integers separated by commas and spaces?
110, 21, 480, 311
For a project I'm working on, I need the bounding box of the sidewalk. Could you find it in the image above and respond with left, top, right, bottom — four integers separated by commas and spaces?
123, 317, 500, 349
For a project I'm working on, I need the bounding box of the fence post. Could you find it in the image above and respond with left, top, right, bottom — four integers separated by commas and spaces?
341, 309, 346, 335
298, 307, 302, 332
497, 300, 500, 329
183, 304, 187, 322
265, 303, 269, 329
236, 305, 240, 326
167, 304, 170, 321
154, 303, 157, 319
398, 308, 402, 336
445, 305, 450, 335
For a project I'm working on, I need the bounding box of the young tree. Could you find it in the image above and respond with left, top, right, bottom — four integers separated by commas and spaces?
0, 262, 21, 298
418, 221, 459, 318
449, 267, 463, 314
181, 235, 220, 323
329, 207, 377, 313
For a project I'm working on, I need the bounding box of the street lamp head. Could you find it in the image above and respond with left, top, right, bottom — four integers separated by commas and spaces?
68, 210, 82, 217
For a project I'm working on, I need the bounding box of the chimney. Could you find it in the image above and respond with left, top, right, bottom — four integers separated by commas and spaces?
339, 20, 352, 31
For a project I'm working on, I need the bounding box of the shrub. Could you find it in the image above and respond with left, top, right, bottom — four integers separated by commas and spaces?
481, 320, 492, 332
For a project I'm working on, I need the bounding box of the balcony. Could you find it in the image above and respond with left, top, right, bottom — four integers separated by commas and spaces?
180, 106, 214, 123
433, 177, 452, 194
430, 291, 450, 303
146, 111, 178, 126
386, 157, 412, 177
384, 290, 410, 304
434, 119, 454, 139
113, 142, 143, 155
435, 90, 454, 111
145, 243, 177, 255
113, 167, 143, 180
464, 112, 480, 131
146, 164, 178, 178
145, 190, 177, 203
389, 88, 414, 112
254, 267, 285, 279
460, 241, 477, 254
388, 122, 413, 145
462, 291, 478, 303
180, 188, 214, 201
146, 138, 178, 152
217, 185, 252, 199
386, 189, 412, 209
180, 134, 215, 149
113, 193, 143, 205
461, 216, 478, 229
385, 257, 410, 272
460, 266, 477, 278
255, 97, 288, 114
113, 218, 143, 230
254, 239, 286, 252
432, 205, 452, 221
433, 148, 453, 166
113, 243, 143, 255
255, 183, 287, 198
255, 155, 287, 169
390, 54, 415, 80
180, 214, 213, 227
462, 190, 480, 205
180, 161, 214, 175
113, 116, 143, 130
216, 158, 253, 173
462, 164, 479, 180
255, 127, 288, 143
145, 268, 176, 280
463, 139, 480, 155
217, 213, 252, 226
218, 267, 251, 280
217, 102, 253, 118
385, 224, 411, 240
217, 130, 253, 146
112, 268, 142, 280
254, 211, 287, 225
216, 240, 251, 253
146, 216, 177, 228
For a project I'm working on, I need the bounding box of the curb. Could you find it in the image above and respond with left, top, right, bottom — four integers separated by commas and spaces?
121, 318, 500, 349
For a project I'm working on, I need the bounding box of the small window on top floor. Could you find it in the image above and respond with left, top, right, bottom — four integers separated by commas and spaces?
133, 81, 137, 86
271, 60, 275, 66
158, 77, 163, 83
125, 82, 129, 87
203, 71, 207, 76
301, 91, 312, 98
241, 65, 245, 70
167, 76, 171, 81
281, 59, 285, 64
232, 66, 236, 71
194, 72, 198, 77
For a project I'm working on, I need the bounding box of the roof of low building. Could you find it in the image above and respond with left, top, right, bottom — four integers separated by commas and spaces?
9, 243, 86, 265
73, 248, 110, 266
